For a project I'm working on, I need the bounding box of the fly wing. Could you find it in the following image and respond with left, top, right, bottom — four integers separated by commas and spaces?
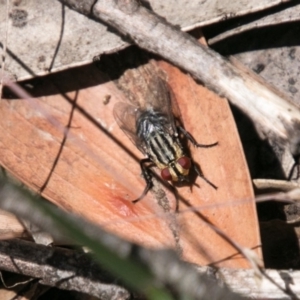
163, 79, 184, 131
145, 62, 185, 133
113, 102, 145, 153
114, 60, 180, 137
138, 62, 179, 135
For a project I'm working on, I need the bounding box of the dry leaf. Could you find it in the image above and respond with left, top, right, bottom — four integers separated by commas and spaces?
0, 58, 261, 267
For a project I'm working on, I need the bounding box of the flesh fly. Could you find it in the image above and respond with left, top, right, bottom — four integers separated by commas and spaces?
114, 63, 217, 202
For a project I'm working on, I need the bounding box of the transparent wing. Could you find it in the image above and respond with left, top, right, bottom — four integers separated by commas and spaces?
138, 62, 171, 110
115, 60, 180, 138
137, 62, 179, 135
113, 102, 145, 152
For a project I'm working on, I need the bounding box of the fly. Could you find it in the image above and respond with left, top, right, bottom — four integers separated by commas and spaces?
114, 63, 217, 203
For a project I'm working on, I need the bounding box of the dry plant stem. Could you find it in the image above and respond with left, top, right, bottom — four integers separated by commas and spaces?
256, 188, 300, 203
253, 179, 300, 191
59, 0, 300, 167
254, 179, 300, 202
2, 238, 296, 300
198, 267, 300, 299
208, 3, 300, 44
0, 239, 129, 300
0, 180, 243, 300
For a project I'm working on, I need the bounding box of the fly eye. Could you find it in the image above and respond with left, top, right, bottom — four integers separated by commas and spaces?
161, 168, 172, 181
177, 157, 191, 170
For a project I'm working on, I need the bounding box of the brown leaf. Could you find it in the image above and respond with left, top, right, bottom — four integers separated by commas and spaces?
0, 59, 261, 267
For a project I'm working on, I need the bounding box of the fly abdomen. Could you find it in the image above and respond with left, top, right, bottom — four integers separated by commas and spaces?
147, 131, 178, 167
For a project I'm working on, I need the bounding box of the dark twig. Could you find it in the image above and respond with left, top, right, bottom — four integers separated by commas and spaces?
0, 239, 130, 300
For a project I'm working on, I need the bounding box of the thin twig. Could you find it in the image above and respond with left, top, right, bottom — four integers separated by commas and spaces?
0, 239, 130, 300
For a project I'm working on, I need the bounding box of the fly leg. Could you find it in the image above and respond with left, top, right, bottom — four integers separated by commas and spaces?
178, 126, 218, 189
193, 163, 218, 190
178, 126, 218, 148
132, 158, 153, 203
